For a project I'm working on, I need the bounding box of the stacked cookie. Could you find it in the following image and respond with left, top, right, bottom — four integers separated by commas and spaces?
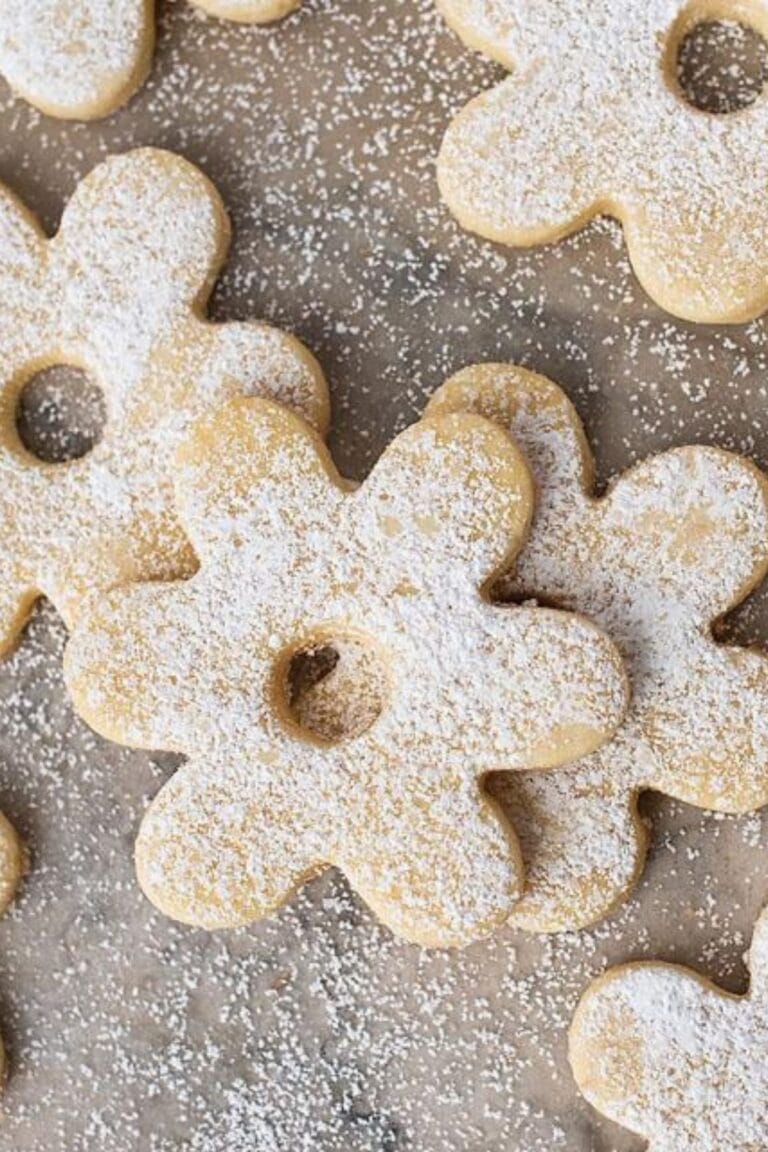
1, 3, 768, 1150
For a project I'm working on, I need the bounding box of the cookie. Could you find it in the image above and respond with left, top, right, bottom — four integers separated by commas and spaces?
569, 907, 768, 1151
427, 364, 768, 932
436, 1, 768, 323
0, 0, 301, 121
64, 397, 628, 948
0, 147, 327, 658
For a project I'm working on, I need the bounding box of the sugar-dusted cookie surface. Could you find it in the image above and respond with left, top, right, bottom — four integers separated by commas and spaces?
428, 364, 768, 931
65, 397, 628, 948
0, 147, 327, 657
570, 907, 768, 1151
437, 1, 768, 323
0, 0, 301, 120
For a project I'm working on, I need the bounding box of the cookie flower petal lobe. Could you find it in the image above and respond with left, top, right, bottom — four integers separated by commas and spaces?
174, 398, 342, 565
493, 743, 647, 933
57, 150, 231, 335
183, 321, 330, 438
136, 756, 322, 930
339, 778, 522, 949
65, 582, 211, 753
0, 0, 153, 120
600, 448, 768, 621
0, 0, 302, 119
438, 77, 602, 247
459, 605, 628, 771
356, 411, 534, 589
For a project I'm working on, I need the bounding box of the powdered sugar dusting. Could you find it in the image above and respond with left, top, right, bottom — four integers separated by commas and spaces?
1, 1, 768, 1146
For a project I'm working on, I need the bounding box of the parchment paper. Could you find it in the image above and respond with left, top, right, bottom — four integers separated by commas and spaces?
0, 2, 767, 1148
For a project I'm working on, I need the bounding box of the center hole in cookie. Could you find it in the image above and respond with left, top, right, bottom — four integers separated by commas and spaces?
16, 365, 107, 464
676, 18, 768, 113
277, 633, 390, 744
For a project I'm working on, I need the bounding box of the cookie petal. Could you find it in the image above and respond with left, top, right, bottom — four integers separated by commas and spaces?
462, 605, 628, 771
339, 778, 522, 948
56, 149, 230, 360
174, 397, 342, 564
0, 0, 152, 120
358, 411, 533, 590
65, 582, 210, 752
169, 318, 330, 436
569, 958, 768, 1152
136, 758, 321, 929
602, 447, 768, 622
625, 189, 768, 325
491, 753, 646, 932
427, 363, 593, 522
643, 640, 768, 812
570, 964, 703, 1143
438, 77, 601, 247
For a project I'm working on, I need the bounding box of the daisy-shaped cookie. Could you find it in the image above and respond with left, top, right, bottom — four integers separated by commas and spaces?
428, 364, 768, 931
570, 907, 768, 1151
0, 0, 301, 121
64, 397, 628, 948
437, 1, 768, 323
0, 147, 327, 657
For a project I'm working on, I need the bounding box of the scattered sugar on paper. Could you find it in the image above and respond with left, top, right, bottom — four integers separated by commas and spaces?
0, 2, 767, 1148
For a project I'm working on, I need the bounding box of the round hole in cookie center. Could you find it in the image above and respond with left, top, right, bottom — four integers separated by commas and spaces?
278, 633, 390, 744
16, 365, 107, 464
675, 18, 768, 113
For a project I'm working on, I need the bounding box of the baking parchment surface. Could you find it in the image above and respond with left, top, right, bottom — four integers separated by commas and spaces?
0, 2, 767, 1149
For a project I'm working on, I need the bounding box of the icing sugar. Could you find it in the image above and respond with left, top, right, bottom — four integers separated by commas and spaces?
0, 147, 328, 656
1, 2, 768, 1142
437, 0, 768, 323
65, 398, 628, 948
428, 364, 768, 932
570, 907, 768, 1150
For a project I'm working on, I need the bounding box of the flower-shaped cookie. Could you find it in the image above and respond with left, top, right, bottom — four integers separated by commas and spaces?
0, 0, 301, 120
570, 907, 768, 1151
437, 1, 768, 323
0, 147, 327, 658
428, 364, 768, 931
64, 397, 628, 948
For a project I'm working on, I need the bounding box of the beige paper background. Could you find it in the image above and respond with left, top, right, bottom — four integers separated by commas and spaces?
0, 2, 766, 1148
